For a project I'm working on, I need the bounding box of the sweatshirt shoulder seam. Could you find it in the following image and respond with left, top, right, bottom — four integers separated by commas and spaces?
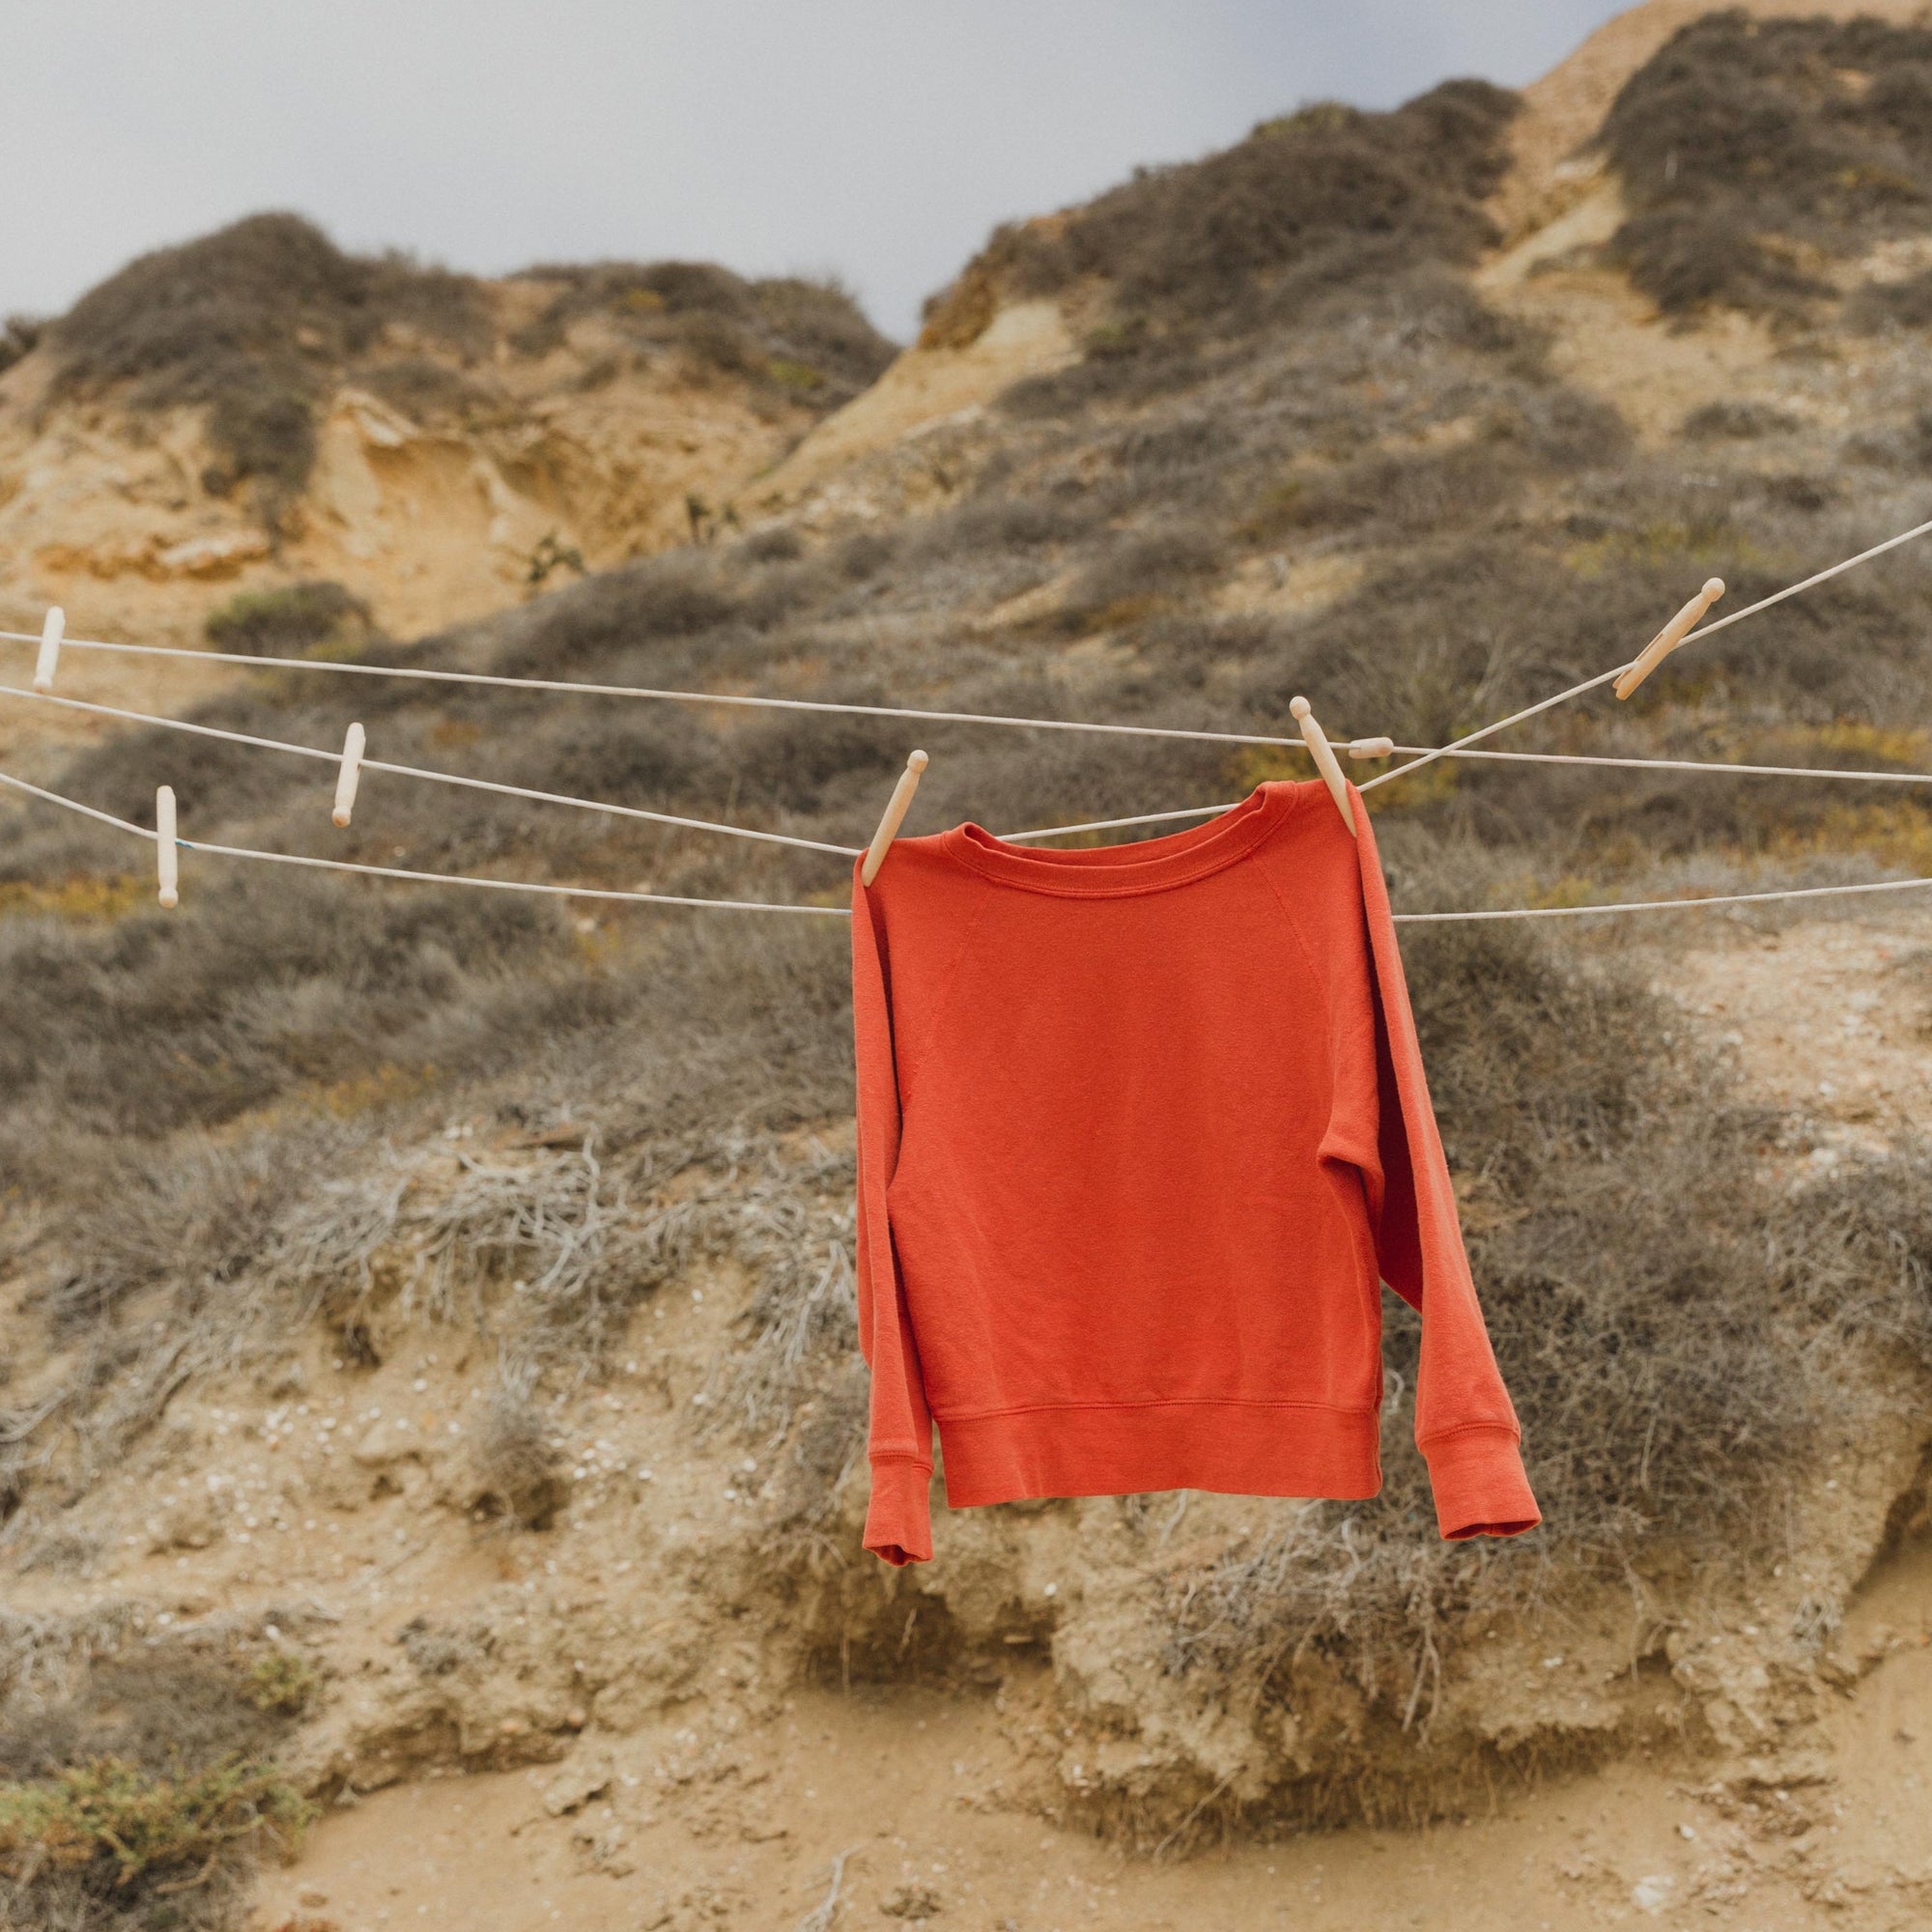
1252, 845, 1332, 1020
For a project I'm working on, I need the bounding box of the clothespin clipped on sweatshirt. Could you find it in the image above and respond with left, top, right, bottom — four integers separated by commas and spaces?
33, 608, 64, 692
332, 723, 366, 827
1291, 697, 1356, 837
1614, 578, 1725, 700
861, 750, 928, 886
155, 785, 179, 908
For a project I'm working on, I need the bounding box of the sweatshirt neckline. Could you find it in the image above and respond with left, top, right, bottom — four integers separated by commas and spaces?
944, 781, 1313, 896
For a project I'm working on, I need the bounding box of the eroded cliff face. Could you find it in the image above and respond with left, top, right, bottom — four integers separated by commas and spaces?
0, 225, 895, 652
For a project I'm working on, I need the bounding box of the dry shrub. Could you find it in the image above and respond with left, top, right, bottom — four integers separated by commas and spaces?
0, 316, 41, 378
0, 1758, 311, 1930
472, 1374, 570, 1530
1682, 399, 1800, 440
1852, 267, 1932, 331
1160, 920, 1813, 1754
1065, 525, 1225, 621
353, 355, 504, 425
0, 871, 555, 1148
1602, 13, 1932, 319
46, 213, 488, 519
945, 80, 1517, 325
508, 260, 892, 405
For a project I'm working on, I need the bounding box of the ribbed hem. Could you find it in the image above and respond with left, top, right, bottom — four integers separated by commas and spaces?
1422, 1426, 1541, 1540
863, 1458, 934, 1566
938, 1399, 1380, 1505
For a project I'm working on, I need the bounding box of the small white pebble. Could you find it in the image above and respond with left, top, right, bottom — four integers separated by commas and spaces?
1043, 1582, 1057, 1598
1678, 1823, 1697, 1841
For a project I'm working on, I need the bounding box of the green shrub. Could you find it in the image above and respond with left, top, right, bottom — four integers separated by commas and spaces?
244, 1653, 320, 1719
204, 581, 374, 660
0, 1755, 312, 1895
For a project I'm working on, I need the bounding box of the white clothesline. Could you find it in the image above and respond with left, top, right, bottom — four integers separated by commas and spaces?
3, 512, 1930, 920
0, 626, 1319, 753
1001, 745, 1932, 843
5, 511, 1928, 770
1356, 512, 1932, 795
3, 761, 1927, 926
0, 769, 848, 916
0, 681, 864, 858
5, 678, 1930, 867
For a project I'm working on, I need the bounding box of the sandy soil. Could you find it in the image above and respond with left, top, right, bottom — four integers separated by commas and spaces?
247, 1527, 1932, 1932
221, 902, 1932, 1932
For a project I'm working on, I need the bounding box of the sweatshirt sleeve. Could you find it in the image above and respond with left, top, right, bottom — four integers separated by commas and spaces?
850, 863, 936, 1566
1350, 797, 1542, 1542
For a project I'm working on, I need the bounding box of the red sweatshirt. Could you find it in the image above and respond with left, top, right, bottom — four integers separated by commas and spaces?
850, 779, 1539, 1566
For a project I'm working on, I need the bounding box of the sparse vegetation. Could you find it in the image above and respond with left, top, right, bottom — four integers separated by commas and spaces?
0, 316, 41, 379
0, 1621, 317, 1930
1603, 12, 1932, 319
509, 260, 894, 407
45, 213, 490, 523
204, 581, 375, 660
0, 1756, 311, 1926
924, 78, 1518, 350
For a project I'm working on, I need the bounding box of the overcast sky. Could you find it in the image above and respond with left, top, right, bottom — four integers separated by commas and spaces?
2, 2, 1634, 344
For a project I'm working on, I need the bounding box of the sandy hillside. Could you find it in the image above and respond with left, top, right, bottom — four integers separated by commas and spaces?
0, 905, 1911, 1932
4, 4, 1932, 1928
0, 229, 895, 660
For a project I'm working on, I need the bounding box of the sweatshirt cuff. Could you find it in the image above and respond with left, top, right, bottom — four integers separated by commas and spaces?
1422, 1427, 1541, 1541
863, 1458, 934, 1566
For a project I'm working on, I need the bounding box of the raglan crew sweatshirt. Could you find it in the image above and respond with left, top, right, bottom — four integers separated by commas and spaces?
850, 779, 1539, 1566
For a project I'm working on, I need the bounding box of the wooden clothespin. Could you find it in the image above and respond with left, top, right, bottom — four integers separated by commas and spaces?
333, 722, 366, 827
33, 608, 64, 693
156, 785, 179, 908
1614, 578, 1725, 700
1291, 697, 1356, 837
860, 751, 928, 886
1347, 736, 1395, 760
